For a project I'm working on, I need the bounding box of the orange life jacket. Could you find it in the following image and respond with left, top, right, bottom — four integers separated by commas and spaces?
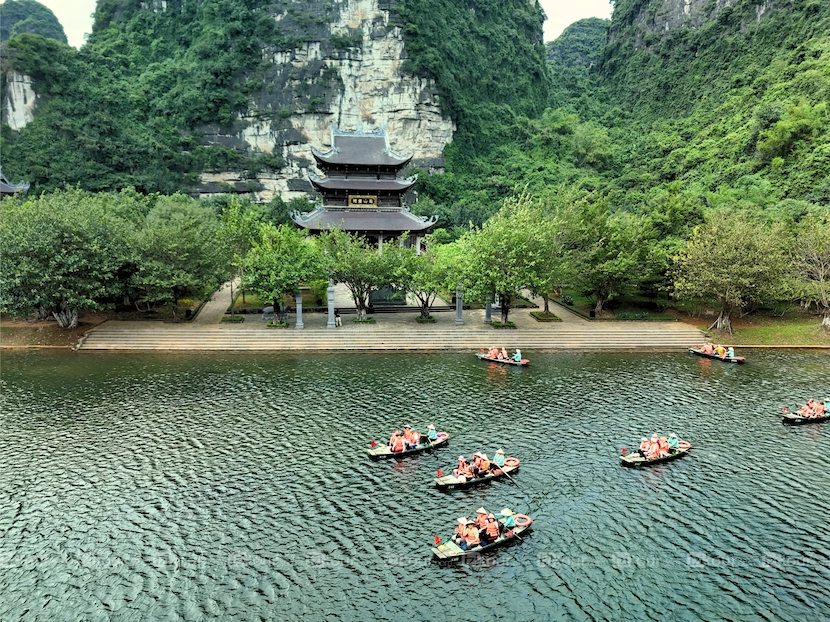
410, 431, 420, 445
485, 519, 500, 538
463, 526, 480, 546
475, 513, 488, 529
391, 436, 405, 452
639, 439, 649, 451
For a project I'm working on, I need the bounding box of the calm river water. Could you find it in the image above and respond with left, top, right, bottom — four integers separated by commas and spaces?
1, 350, 829, 621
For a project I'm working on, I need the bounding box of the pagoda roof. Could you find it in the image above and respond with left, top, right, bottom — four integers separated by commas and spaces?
0, 168, 29, 194
313, 126, 413, 168
309, 175, 417, 193
291, 206, 438, 233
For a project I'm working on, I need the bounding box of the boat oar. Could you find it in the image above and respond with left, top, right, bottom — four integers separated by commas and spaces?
495, 460, 520, 488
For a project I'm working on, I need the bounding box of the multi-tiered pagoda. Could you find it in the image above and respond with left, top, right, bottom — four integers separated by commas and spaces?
291, 126, 437, 250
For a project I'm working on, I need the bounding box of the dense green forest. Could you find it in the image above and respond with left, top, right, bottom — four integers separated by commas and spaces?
0, 0, 66, 44
1, 0, 829, 331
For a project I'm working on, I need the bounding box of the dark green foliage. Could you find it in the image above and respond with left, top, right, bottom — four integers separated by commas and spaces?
0, 0, 67, 43
1, 0, 287, 194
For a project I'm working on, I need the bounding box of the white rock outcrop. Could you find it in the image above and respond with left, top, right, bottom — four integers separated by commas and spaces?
200, 0, 455, 202
1, 70, 39, 131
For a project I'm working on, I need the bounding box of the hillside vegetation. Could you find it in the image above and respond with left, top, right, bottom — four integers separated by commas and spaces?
0, 0, 66, 44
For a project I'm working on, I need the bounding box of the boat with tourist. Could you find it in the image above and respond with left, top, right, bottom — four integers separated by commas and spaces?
368, 425, 449, 459
782, 399, 830, 425
434, 454, 520, 489
620, 434, 691, 467
431, 508, 532, 560
476, 347, 529, 366
689, 343, 744, 363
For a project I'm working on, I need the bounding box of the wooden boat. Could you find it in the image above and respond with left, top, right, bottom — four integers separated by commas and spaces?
476, 353, 529, 366
620, 440, 691, 468
688, 348, 745, 364
367, 432, 449, 460
431, 515, 533, 561
782, 412, 830, 425
434, 457, 520, 489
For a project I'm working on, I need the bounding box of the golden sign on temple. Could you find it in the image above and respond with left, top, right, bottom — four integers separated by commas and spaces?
348, 195, 377, 207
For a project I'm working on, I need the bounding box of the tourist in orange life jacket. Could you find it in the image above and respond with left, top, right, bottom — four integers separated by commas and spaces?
638, 437, 649, 458
480, 513, 501, 546
474, 507, 489, 530
388, 430, 400, 448
452, 517, 469, 546
453, 456, 469, 479
647, 434, 660, 458
390, 433, 406, 453
500, 347, 509, 359
657, 436, 669, 457
460, 522, 480, 551
409, 428, 420, 447
402, 425, 416, 449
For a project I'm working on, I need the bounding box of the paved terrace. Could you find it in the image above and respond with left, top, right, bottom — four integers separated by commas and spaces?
79, 290, 705, 352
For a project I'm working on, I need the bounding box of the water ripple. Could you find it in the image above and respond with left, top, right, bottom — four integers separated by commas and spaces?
1, 350, 829, 620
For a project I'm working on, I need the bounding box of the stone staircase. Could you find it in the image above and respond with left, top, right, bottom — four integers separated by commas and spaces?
79, 322, 705, 351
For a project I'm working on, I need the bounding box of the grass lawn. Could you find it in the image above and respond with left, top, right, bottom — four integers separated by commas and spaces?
702, 317, 830, 346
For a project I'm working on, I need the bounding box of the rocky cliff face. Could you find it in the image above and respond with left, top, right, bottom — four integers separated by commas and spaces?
609, 0, 776, 47
1, 70, 40, 131
187, 0, 454, 202
4, 0, 455, 203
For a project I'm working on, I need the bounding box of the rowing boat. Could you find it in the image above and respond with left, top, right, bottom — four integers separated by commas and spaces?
620, 440, 691, 468
431, 515, 533, 560
367, 432, 449, 459
434, 458, 520, 489
782, 412, 830, 425
476, 353, 529, 366
688, 348, 745, 364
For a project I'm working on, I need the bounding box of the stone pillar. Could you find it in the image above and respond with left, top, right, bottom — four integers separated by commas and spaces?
485, 297, 492, 324
378, 233, 384, 253
295, 292, 304, 329
415, 235, 422, 255
455, 285, 464, 326
327, 281, 336, 329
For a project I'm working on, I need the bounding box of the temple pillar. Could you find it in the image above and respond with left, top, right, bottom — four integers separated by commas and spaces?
295, 292, 304, 329
485, 296, 492, 324
327, 281, 336, 329
415, 235, 422, 255
455, 285, 464, 326
378, 233, 384, 253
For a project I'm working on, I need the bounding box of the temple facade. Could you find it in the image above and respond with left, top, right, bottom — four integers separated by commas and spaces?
291, 127, 438, 250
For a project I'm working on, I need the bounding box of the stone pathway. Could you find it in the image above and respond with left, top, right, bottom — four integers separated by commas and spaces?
192, 279, 238, 324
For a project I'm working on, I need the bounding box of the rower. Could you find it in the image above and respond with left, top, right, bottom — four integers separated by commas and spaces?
667, 433, 679, 451
498, 508, 516, 529
726, 346, 735, 359
493, 448, 506, 469
513, 349, 522, 362
474, 507, 489, 530
427, 424, 437, 441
